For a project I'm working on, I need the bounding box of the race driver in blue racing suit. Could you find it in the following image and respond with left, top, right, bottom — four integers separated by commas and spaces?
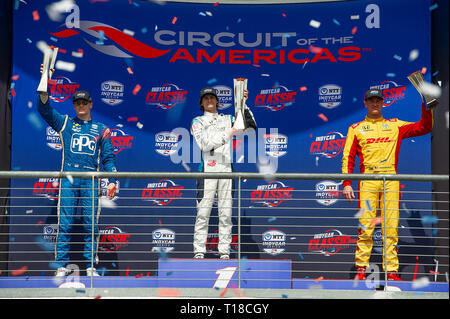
38, 78, 117, 277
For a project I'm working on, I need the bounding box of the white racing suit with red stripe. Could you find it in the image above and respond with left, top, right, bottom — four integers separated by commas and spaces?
191, 108, 256, 256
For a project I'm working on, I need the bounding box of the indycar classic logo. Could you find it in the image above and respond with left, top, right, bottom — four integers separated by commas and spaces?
254, 85, 297, 111
50, 20, 365, 65
308, 229, 357, 256
310, 131, 346, 158
46, 126, 62, 150
101, 80, 124, 105
250, 181, 293, 207
33, 178, 59, 200
206, 230, 238, 256
145, 83, 188, 109
370, 81, 406, 107
110, 128, 133, 154
154, 131, 180, 156
264, 133, 288, 157
141, 179, 183, 206
318, 84, 342, 109
315, 181, 341, 206
48, 76, 80, 102
99, 226, 130, 252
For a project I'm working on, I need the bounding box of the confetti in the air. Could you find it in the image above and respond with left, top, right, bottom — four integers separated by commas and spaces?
421, 215, 438, 225
136, 122, 144, 129
127, 117, 138, 122
32, 10, 40, 21
12, 266, 28, 276
309, 19, 321, 28
172, 17, 178, 24
268, 217, 277, 223
351, 26, 357, 34
55, 60, 76, 72
300, 86, 307, 92
409, 49, 419, 61
318, 113, 328, 122
133, 84, 141, 95
393, 54, 402, 61
127, 67, 133, 74
412, 277, 430, 289
181, 162, 191, 172
332, 18, 340, 26
350, 15, 360, 20
123, 29, 135, 37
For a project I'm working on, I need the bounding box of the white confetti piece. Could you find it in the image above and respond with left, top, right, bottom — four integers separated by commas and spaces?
55, 60, 76, 72
71, 51, 83, 58
26, 210, 33, 214
261, 74, 270, 77
409, 49, 419, 61
181, 162, 190, 172
36, 41, 51, 54
123, 29, 135, 37
419, 82, 442, 98
309, 19, 321, 28
136, 122, 144, 129
100, 197, 117, 208
205, 11, 212, 16
66, 174, 73, 184
350, 15, 360, 20
27, 101, 33, 108
412, 277, 430, 289
116, 124, 123, 128
237, 155, 244, 163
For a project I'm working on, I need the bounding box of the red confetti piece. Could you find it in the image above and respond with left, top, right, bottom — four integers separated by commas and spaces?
127, 117, 138, 122
12, 266, 28, 276
429, 270, 440, 274
36, 221, 44, 225
125, 268, 130, 276
11, 75, 19, 80
400, 184, 405, 189
58, 48, 67, 54
127, 67, 133, 74
10, 89, 16, 97
351, 26, 357, 34
314, 276, 323, 282
135, 273, 144, 278
219, 287, 228, 297
421, 67, 427, 74
132, 84, 141, 95
158, 219, 162, 226
318, 113, 328, 122
282, 13, 287, 18
300, 86, 307, 92
214, 2, 220, 6
157, 288, 180, 297
252, 64, 261, 67
172, 17, 178, 24
32, 10, 40, 21
370, 216, 383, 226
94, 295, 102, 299
309, 45, 323, 54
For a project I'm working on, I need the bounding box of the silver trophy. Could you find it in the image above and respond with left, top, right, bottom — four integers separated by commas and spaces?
407, 71, 439, 109
233, 78, 247, 130
37, 46, 58, 92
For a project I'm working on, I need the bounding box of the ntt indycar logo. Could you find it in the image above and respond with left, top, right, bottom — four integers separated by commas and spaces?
310, 131, 345, 158
264, 133, 288, 157
51, 20, 364, 65
46, 126, 62, 150
213, 85, 233, 110
141, 179, 183, 206
262, 229, 286, 255
101, 80, 124, 106
145, 83, 188, 109
251, 181, 293, 207
255, 85, 297, 111
155, 131, 181, 156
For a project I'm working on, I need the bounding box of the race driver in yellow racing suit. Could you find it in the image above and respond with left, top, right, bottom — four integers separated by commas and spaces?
342, 88, 433, 281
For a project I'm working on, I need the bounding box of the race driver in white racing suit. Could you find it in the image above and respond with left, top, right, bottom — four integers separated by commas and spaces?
190, 87, 256, 259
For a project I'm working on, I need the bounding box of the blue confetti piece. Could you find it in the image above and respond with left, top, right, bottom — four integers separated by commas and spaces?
96, 31, 105, 45
26, 38, 32, 43
27, 112, 44, 131
421, 215, 438, 225
282, 294, 288, 298
358, 223, 366, 230
237, 18, 242, 23
214, 286, 220, 290
97, 267, 108, 276
352, 97, 358, 103
268, 217, 277, 222
386, 73, 396, 78
432, 229, 438, 236
393, 54, 402, 61
166, 271, 173, 276
332, 18, 340, 26
199, 12, 206, 16
141, 27, 148, 34
207, 78, 217, 85
298, 252, 304, 260
432, 71, 439, 76
112, 262, 117, 268
365, 199, 372, 211
76, 289, 86, 293
50, 37, 58, 42
429, 3, 438, 11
